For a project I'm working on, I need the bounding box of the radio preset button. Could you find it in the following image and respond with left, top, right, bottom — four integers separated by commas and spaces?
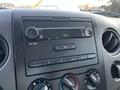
62, 56, 78, 62
49, 58, 61, 65
87, 54, 96, 59
28, 60, 49, 68
77, 55, 88, 60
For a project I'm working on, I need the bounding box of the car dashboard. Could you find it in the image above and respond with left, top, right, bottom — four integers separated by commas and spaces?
0, 9, 120, 90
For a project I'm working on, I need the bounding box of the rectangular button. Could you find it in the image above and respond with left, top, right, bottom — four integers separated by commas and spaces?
61, 56, 78, 63
77, 55, 88, 60
28, 60, 49, 68
28, 61, 38, 68
68, 56, 78, 62
49, 58, 61, 65
61, 57, 70, 63
87, 54, 96, 59
54, 43, 76, 51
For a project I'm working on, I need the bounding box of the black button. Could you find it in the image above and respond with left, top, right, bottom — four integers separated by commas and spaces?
77, 55, 88, 60
25, 27, 39, 40
67, 56, 78, 62
28, 60, 49, 68
71, 56, 78, 61
87, 54, 96, 59
28, 61, 39, 68
49, 58, 61, 65
60, 57, 69, 63
61, 56, 78, 63
40, 61, 49, 66
54, 43, 76, 51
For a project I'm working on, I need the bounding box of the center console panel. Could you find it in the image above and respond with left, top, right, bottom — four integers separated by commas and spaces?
13, 10, 107, 90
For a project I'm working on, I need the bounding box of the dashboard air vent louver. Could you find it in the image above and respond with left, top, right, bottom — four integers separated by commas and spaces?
102, 29, 120, 54
0, 36, 8, 68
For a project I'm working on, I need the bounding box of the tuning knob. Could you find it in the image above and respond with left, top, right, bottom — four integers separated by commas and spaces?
85, 28, 93, 37
28, 78, 52, 90
59, 73, 80, 90
25, 27, 39, 40
85, 69, 101, 90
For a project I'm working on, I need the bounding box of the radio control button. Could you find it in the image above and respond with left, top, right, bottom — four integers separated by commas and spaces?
85, 28, 93, 37
62, 56, 78, 62
69, 56, 78, 61
61, 57, 70, 63
54, 43, 76, 51
77, 55, 88, 60
87, 54, 96, 59
49, 58, 61, 65
28, 60, 49, 68
25, 27, 39, 40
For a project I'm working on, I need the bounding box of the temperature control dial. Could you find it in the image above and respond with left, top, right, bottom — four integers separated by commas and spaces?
85, 69, 101, 90
59, 73, 80, 90
25, 27, 39, 40
28, 78, 52, 90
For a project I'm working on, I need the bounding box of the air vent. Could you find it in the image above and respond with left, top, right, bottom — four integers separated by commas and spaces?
102, 29, 120, 54
0, 36, 8, 68
111, 61, 120, 81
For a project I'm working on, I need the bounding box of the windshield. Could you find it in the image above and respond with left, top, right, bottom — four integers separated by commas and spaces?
0, 0, 120, 18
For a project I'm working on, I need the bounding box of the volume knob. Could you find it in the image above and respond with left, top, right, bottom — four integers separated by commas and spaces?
28, 78, 52, 90
85, 28, 93, 37
25, 27, 39, 40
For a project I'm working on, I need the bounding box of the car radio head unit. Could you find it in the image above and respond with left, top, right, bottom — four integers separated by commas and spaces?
22, 17, 98, 76
25, 27, 92, 40
12, 10, 107, 90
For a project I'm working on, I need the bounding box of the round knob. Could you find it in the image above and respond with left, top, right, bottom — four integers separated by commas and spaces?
25, 27, 39, 40
33, 83, 48, 90
85, 69, 101, 90
85, 28, 93, 37
59, 73, 80, 90
28, 78, 52, 90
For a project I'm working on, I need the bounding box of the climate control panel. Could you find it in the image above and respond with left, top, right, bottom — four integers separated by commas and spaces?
28, 69, 103, 90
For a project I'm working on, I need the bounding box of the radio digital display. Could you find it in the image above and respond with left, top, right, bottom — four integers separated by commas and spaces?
38, 27, 92, 40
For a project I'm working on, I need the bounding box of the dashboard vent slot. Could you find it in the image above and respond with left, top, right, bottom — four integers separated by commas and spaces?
102, 29, 120, 54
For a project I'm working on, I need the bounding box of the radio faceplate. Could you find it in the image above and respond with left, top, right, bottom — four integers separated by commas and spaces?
22, 17, 98, 76
12, 10, 107, 90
